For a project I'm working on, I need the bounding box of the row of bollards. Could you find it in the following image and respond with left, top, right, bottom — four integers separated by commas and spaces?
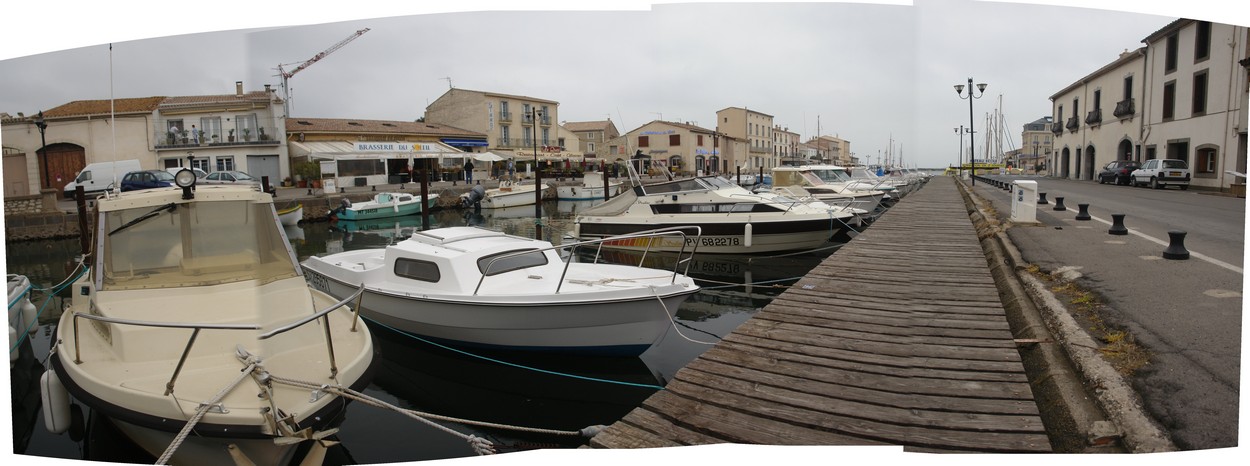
1037, 192, 1188, 260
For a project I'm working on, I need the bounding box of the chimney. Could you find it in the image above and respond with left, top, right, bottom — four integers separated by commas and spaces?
235, 81, 244, 97
264, 84, 271, 94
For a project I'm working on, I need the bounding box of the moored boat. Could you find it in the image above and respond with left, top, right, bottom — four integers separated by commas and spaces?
573, 168, 857, 254
556, 174, 625, 201
44, 174, 375, 465
334, 192, 439, 221
277, 203, 303, 226
301, 226, 701, 356
461, 180, 549, 209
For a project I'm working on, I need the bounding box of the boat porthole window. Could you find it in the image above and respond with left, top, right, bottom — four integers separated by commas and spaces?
478, 249, 548, 276
394, 258, 441, 282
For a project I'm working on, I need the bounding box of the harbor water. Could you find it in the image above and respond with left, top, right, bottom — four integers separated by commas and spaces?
7, 199, 842, 464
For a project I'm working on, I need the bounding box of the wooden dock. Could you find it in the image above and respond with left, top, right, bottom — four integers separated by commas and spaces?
588, 176, 1052, 452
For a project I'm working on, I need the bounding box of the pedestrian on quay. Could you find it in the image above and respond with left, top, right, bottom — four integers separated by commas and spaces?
507, 159, 515, 181
464, 159, 474, 183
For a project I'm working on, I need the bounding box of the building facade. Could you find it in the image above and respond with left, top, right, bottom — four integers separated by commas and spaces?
773, 126, 802, 165
715, 107, 775, 171
1019, 117, 1054, 173
562, 120, 619, 158
1, 81, 289, 197
1050, 19, 1248, 191
424, 88, 560, 159
1139, 19, 1248, 190
624, 120, 727, 175
1051, 48, 1146, 181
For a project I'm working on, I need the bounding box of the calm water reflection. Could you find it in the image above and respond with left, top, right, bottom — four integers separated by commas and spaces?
7, 200, 837, 464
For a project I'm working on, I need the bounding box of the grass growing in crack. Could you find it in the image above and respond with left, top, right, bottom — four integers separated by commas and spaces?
1024, 265, 1152, 376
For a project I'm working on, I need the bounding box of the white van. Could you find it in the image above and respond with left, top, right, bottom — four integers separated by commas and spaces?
62, 159, 141, 199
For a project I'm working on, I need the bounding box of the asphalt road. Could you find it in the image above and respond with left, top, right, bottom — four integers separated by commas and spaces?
972, 174, 1244, 450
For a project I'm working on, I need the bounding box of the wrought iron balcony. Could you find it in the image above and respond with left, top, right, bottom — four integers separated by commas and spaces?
499, 111, 512, 122
1085, 108, 1102, 126
1113, 99, 1135, 118
154, 126, 278, 150
1065, 117, 1080, 132
496, 137, 527, 149
1051, 122, 1064, 136
522, 114, 534, 125
539, 116, 551, 126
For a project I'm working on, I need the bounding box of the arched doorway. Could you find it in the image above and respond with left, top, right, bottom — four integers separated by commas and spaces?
1061, 147, 1071, 179
709, 155, 720, 174
1084, 145, 1097, 180
39, 142, 86, 191
1118, 139, 1133, 161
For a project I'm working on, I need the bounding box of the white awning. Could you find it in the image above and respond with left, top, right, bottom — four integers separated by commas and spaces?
289, 140, 466, 160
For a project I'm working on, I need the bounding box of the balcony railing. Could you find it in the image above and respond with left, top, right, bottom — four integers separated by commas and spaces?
1065, 117, 1080, 132
540, 116, 551, 126
1051, 122, 1064, 136
522, 114, 534, 125
1085, 108, 1102, 126
154, 127, 278, 150
499, 111, 512, 122
1113, 99, 1135, 118
496, 137, 532, 149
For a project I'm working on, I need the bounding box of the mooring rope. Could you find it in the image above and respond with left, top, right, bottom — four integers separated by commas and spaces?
650, 286, 717, 346
267, 374, 609, 456
156, 358, 260, 464
9, 264, 90, 354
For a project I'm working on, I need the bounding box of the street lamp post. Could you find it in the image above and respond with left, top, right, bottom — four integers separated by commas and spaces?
954, 78, 987, 185
531, 108, 543, 240
33, 111, 49, 189
954, 126, 964, 179
1033, 141, 1040, 174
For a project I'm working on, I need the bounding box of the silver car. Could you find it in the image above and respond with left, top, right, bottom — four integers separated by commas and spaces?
202, 170, 275, 194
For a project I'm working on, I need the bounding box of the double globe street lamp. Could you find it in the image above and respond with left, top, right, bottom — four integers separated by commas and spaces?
33, 111, 49, 189
954, 78, 987, 185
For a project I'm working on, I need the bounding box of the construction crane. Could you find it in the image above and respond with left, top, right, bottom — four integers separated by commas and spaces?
277, 28, 370, 116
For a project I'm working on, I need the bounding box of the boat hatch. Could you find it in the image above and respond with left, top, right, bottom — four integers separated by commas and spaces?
478, 249, 548, 276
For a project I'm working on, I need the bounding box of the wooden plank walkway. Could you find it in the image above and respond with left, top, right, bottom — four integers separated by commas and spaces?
588, 176, 1052, 452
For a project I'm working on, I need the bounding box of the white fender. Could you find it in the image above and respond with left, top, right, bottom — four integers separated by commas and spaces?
20, 299, 37, 335
744, 220, 753, 248
41, 370, 71, 434
8, 327, 17, 365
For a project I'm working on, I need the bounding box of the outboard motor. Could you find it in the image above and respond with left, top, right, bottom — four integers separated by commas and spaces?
333, 198, 351, 217
461, 184, 486, 210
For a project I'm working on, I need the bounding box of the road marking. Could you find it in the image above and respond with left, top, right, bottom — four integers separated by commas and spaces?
1204, 289, 1242, 298
1059, 208, 1243, 274
1105, 240, 1127, 245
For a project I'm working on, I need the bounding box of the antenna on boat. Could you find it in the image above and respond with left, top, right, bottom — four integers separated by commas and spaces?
109, 43, 119, 194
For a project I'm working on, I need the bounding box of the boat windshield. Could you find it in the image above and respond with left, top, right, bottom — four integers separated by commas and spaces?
100, 200, 298, 290
808, 168, 852, 183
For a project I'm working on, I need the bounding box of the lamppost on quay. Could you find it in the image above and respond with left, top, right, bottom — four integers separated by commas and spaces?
33, 111, 49, 189
1033, 141, 1040, 174
954, 78, 987, 185
531, 107, 543, 240
954, 125, 966, 179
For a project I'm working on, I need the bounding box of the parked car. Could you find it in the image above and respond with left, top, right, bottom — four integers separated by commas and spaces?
1131, 159, 1191, 190
118, 169, 176, 192
1097, 160, 1141, 185
202, 170, 274, 194
166, 167, 208, 179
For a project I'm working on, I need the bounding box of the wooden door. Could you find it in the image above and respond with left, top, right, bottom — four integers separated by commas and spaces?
39, 143, 85, 191
3, 153, 30, 196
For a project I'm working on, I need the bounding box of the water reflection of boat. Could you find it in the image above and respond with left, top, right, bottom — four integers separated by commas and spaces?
9, 330, 44, 454
364, 325, 661, 451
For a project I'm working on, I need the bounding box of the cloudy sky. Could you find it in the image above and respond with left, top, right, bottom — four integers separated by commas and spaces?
1, 1, 1242, 169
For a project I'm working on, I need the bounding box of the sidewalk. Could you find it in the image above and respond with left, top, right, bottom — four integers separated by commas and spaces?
965, 176, 1238, 451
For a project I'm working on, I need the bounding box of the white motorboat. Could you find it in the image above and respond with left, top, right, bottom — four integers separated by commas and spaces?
769, 166, 886, 214
301, 226, 701, 356
556, 174, 625, 201
44, 175, 375, 465
573, 167, 858, 254
461, 180, 549, 209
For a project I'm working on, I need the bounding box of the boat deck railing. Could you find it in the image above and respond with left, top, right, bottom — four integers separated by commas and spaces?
71, 284, 366, 395
474, 226, 703, 296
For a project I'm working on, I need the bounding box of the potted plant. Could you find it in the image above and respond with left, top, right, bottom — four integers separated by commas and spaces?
180, 129, 189, 144
228, 129, 235, 142
258, 127, 269, 141
242, 128, 251, 141
198, 130, 208, 146
211, 134, 220, 144
294, 161, 320, 188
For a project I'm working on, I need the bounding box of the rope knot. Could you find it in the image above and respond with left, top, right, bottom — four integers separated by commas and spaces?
467, 435, 497, 455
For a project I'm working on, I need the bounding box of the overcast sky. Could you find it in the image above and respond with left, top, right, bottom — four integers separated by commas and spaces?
1, 1, 1244, 169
